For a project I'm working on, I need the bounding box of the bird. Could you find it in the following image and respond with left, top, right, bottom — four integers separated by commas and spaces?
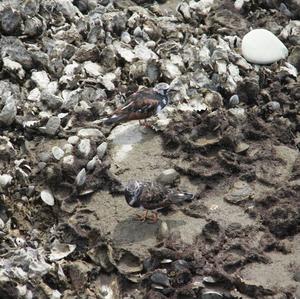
103, 83, 171, 126
124, 181, 193, 223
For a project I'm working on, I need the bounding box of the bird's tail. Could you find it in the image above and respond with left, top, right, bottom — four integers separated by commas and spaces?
103, 114, 127, 125
171, 192, 194, 203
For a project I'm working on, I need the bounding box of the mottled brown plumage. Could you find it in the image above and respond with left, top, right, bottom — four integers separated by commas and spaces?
103, 83, 170, 125
125, 181, 193, 222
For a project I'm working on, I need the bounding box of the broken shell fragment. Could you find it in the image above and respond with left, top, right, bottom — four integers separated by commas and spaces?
49, 241, 76, 261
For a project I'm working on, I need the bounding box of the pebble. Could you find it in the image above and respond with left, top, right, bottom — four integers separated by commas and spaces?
78, 139, 91, 157
87, 156, 98, 171
156, 169, 180, 186
0, 174, 13, 187
31, 70, 50, 90
41, 92, 63, 110
75, 168, 86, 186
40, 189, 55, 206
38, 162, 47, 171
0, 7, 22, 35
229, 94, 239, 107
228, 108, 247, 123
44, 116, 61, 136
150, 272, 170, 287
68, 136, 79, 145
267, 101, 281, 111
0, 217, 4, 229
39, 152, 51, 162
78, 128, 104, 138
52, 146, 65, 160
27, 88, 41, 102
0, 94, 17, 126
51, 290, 62, 299
288, 46, 300, 71
63, 143, 73, 154
62, 155, 75, 167
241, 29, 288, 64
121, 31, 131, 43
97, 142, 107, 159
157, 221, 169, 240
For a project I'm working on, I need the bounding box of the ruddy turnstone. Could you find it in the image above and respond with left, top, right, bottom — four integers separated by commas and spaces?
124, 181, 193, 222
103, 83, 171, 125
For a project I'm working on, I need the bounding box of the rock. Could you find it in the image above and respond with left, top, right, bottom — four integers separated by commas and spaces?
0, 136, 16, 159
39, 152, 51, 162
242, 29, 288, 64
0, 93, 17, 126
267, 101, 281, 111
40, 189, 55, 206
0, 174, 13, 188
23, 16, 45, 37
151, 271, 170, 288
68, 136, 80, 145
31, 70, 50, 90
97, 142, 108, 159
78, 128, 104, 139
3, 57, 25, 79
294, 270, 300, 282
288, 46, 300, 71
72, 43, 99, 62
52, 146, 65, 160
87, 156, 98, 171
78, 139, 91, 157
121, 31, 131, 43
51, 290, 62, 299
83, 61, 103, 77
0, 7, 22, 35
157, 221, 169, 240
156, 169, 180, 186
228, 108, 247, 123
44, 117, 61, 136
27, 88, 41, 102
41, 92, 63, 110
63, 155, 75, 167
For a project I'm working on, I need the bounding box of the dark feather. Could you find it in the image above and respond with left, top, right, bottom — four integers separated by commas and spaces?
104, 87, 169, 125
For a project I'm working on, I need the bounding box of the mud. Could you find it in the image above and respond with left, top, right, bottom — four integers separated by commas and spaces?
0, 0, 300, 298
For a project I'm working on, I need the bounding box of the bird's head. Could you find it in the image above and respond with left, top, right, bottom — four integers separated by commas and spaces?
124, 181, 143, 207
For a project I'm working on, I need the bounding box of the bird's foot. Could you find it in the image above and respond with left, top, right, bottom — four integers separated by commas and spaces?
135, 210, 149, 222
139, 119, 151, 128
135, 211, 158, 223
149, 211, 159, 223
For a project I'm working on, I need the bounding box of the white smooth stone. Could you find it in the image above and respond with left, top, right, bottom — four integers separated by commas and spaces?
242, 29, 288, 64
41, 189, 55, 206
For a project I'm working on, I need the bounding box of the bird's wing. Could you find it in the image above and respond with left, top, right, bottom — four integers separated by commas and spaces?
139, 182, 170, 210
115, 90, 158, 115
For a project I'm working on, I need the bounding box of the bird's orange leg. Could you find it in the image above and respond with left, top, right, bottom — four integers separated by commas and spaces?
149, 211, 159, 223
135, 210, 148, 222
139, 119, 151, 128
